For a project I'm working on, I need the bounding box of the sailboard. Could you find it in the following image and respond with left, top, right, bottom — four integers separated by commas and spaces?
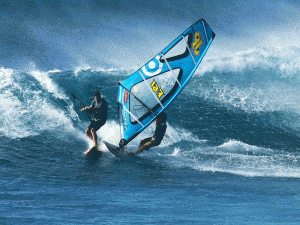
104, 18, 215, 152
103, 141, 128, 157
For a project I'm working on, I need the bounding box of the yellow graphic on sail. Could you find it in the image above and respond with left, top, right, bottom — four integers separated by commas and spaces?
192, 32, 203, 56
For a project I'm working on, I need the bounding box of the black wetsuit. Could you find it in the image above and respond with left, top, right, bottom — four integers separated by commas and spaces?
87, 98, 107, 131
138, 122, 167, 150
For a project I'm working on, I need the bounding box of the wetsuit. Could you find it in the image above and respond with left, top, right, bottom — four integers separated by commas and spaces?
87, 98, 107, 131
138, 122, 167, 151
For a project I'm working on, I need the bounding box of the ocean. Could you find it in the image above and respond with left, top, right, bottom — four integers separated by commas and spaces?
1, 46, 300, 224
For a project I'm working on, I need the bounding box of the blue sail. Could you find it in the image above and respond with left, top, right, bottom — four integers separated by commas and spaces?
118, 19, 215, 146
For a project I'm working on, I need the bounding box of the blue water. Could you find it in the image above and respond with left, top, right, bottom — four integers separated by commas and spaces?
1, 46, 300, 224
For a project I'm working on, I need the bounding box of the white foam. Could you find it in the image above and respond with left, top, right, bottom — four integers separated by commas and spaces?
0, 68, 37, 138
94, 67, 122, 73
74, 64, 92, 76
162, 123, 206, 146
96, 120, 205, 152
218, 140, 274, 155
191, 65, 300, 113
96, 120, 122, 151
73, 64, 130, 77
167, 139, 300, 178
170, 147, 180, 157
196, 46, 300, 76
48, 68, 62, 73
28, 65, 67, 100
0, 67, 15, 88
0, 68, 78, 139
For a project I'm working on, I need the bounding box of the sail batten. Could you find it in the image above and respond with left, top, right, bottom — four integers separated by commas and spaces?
161, 54, 182, 87
122, 105, 144, 127
182, 35, 196, 65
202, 20, 209, 44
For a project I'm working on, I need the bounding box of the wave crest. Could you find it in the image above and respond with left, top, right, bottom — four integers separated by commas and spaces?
198, 46, 300, 76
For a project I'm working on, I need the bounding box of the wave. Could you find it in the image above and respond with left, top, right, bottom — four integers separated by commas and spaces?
29, 68, 68, 100
0, 67, 79, 139
70, 46, 300, 79
2, 45, 300, 149
177, 46, 300, 136
2, 65, 300, 179
166, 139, 300, 178
195, 46, 300, 113
0, 66, 202, 149
73, 65, 133, 77
48, 69, 62, 73
51, 45, 300, 84
197, 46, 300, 76
7, 45, 300, 79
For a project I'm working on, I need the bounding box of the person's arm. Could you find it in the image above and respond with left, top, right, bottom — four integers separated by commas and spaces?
82, 101, 95, 112
152, 125, 159, 140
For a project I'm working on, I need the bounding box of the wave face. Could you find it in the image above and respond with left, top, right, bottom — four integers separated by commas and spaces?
190, 46, 300, 140
1, 46, 300, 179
0, 67, 76, 139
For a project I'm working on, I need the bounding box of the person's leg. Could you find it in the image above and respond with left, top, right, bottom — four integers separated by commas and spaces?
90, 121, 105, 148
141, 139, 161, 152
135, 137, 153, 154
139, 137, 151, 147
85, 128, 93, 140
91, 128, 98, 147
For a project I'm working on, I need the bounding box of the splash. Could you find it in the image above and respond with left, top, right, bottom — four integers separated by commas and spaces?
0, 68, 78, 139
97, 120, 122, 151
73, 64, 131, 77
188, 46, 300, 115
28, 64, 67, 100
48, 69, 62, 73
97, 120, 205, 152
74, 64, 92, 76
197, 46, 300, 76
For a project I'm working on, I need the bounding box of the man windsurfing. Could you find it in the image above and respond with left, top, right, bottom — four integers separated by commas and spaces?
130, 112, 167, 154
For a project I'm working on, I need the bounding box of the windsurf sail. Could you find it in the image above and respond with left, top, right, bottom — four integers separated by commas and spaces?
117, 19, 215, 147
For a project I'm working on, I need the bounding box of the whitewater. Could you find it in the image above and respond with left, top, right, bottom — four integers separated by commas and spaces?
1, 46, 300, 224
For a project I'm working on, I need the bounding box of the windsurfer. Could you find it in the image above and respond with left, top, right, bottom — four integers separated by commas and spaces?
131, 112, 167, 154
82, 91, 107, 148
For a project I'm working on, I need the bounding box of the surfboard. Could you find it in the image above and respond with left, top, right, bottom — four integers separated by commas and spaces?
103, 141, 128, 157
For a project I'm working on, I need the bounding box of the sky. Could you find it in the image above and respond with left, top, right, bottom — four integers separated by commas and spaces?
1, 0, 299, 71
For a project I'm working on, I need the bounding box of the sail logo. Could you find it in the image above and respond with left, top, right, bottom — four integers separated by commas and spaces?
192, 32, 203, 56
150, 80, 164, 99
142, 55, 163, 77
